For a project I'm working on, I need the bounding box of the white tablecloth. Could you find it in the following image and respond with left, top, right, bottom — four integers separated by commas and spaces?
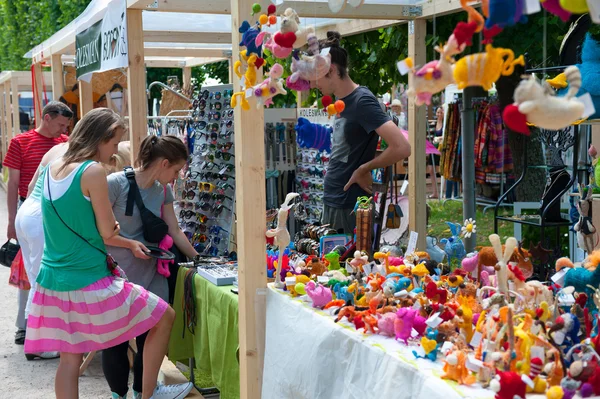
262, 285, 496, 399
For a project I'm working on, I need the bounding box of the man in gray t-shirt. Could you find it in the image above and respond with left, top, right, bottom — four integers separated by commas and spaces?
106, 171, 174, 301
310, 32, 411, 235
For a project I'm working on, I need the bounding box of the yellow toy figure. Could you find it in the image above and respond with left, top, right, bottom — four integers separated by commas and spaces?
231, 54, 259, 110
248, 63, 287, 109
442, 348, 476, 385
455, 295, 474, 343
453, 44, 525, 90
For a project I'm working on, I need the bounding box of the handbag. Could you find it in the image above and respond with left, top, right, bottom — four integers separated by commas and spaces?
8, 249, 30, 290
124, 167, 169, 243
0, 239, 20, 267
46, 169, 123, 277
386, 164, 403, 229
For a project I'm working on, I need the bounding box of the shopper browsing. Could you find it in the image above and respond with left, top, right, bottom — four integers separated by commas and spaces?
309, 31, 411, 234
24, 108, 185, 399
4, 101, 72, 346
102, 135, 198, 399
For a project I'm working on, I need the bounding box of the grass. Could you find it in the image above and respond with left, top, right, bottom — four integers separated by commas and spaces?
427, 199, 514, 247
180, 365, 216, 390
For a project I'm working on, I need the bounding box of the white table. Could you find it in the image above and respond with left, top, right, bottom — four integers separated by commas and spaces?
262, 285, 496, 399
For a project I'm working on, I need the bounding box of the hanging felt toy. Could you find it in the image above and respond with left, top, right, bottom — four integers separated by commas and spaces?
504, 66, 592, 132
288, 34, 330, 90
295, 117, 332, 151
541, 0, 572, 21
248, 63, 287, 108
231, 53, 260, 110
453, 44, 525, 90
398, 40, 463, 106
321, 95, 345, 118
328, 0, 365, 13
272, 8, 312, 49
239, 20, 262, 56
485, 0, 527, 29
256, 32, 293, 59
559, 0, 589, 14
574, 183, 596, 254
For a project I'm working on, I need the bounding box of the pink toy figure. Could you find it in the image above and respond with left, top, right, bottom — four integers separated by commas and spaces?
389, 256, 404, 266
378, 312, 396, 337
413, 313, 427, 336
395, 307, 417, 344
157, 234, 173, 277
541, 0, 571, 22
461, 252, 479, 274
305, 281, 332, 308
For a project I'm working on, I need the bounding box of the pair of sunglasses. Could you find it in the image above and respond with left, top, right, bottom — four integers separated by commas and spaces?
205, 152, 234, 162
209, 91, 221, 100
209, 102, 222, 111
200, 192, 233, 202
209, 225, 229, 236
198, 142, 233, 152
200, 172, 234, 181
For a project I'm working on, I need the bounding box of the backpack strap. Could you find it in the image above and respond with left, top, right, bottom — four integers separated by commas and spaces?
124, 167, 146, 216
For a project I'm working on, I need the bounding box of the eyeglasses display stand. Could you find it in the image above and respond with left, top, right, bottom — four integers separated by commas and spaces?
175, 84, 237, 258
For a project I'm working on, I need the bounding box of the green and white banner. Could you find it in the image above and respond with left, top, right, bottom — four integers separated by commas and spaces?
76, 0, 128, 80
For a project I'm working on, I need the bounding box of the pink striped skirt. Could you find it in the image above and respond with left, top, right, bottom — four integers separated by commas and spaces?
24, 276, 169, 354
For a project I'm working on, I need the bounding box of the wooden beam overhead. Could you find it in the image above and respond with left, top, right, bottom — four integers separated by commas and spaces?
184, 57, 228, 67
144, 31, 231, 44
419, 0, 475, 18
129, 0, 422, 19
315, 19, 402, 39
143, 48, 232, 58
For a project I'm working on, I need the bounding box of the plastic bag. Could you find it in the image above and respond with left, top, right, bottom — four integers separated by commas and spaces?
8, 249, 30, 290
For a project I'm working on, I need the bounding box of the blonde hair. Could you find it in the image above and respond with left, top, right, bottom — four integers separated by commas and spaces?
105, 140, 132, 175
61, 108, 126, 173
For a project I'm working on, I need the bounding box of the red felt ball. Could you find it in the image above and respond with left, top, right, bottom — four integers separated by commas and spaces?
321, 95, 333, 108
267, 4, 276, 15
503, 104, 530, 135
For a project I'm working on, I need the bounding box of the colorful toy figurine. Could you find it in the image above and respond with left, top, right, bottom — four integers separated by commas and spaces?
305, 281, 333, 308
266, 193, 300, 288
453, 44, 524, 91
440, 222, 466, 266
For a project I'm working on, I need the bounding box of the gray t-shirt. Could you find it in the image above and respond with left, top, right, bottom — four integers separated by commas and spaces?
106, 171, 174, 301
324, 86, 390, 208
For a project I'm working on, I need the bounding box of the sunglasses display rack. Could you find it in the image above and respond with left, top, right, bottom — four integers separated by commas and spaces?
294, 109, 333, 225
175, 84, 237, 259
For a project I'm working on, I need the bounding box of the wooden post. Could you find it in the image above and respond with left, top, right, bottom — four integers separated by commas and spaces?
228, 58, 233, 84
407, 20, 427, 249
231, 0, 268, 397
182, 66, 192, 92
51, 54, 65, 101
11, 78, 19, 135
33, 63, 44, 128
79, 80, 94, 116
126, 9, 148, 164
5, 82, 13, 139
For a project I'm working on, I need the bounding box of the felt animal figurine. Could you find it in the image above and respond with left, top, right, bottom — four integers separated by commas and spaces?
399, 40, 462, 106
505, 66, 588, 132
574, 183, 596, 254
304, 281, 332, 308
328, 0, 364, 13
349, 250, 368, 273
288, 33, 330, 87
442, 349, 476, 385
279, 8, 299, 34
454, 44, 525, 91
265, 193, 300, 288
425, 280, 448, 304
239, 21, 262, 56
440, 222, 466, 266
382, 274, 412, 297
255, 32, 293, 59
560, 254, 600, 309
426, 236, 446, 263
490, 371, 527, 399
541, 0, 572, 21
377, 312, 397, 337
156, 234, 173, 277
488, 234, 518, 296
455, 299, 474, 343
306, 257, 327, 276
394, 307, 417, 344
413, 328, 440, 361
249, 63, 287, 108
230, 54, 260, 110
461, 251, 479, 277
485, 0, 526, 29
324, 251, 346, 275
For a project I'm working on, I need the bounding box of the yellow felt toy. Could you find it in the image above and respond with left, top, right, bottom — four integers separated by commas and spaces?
231, 54, 259, 111
546, 73, 568, 89
453, 44, 525, 90
560, 0, 588, 13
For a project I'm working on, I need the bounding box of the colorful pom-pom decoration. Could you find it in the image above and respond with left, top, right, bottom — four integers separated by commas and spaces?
268, 15, 277, 25
259, 14, 268, 25
334, 100, 345, 113
251, 3, 261, 16
321, 95, 333, 108
267, 4, 277, 15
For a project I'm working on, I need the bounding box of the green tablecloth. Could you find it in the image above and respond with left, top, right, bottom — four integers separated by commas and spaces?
168, 267, 240, 399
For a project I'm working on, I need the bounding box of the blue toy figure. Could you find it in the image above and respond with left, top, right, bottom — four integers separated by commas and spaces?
440, 222, 466, 266
564, 265, 600, 310
485, 0, 527, 29
239, 21, 262, 56
412, 328, 440, 361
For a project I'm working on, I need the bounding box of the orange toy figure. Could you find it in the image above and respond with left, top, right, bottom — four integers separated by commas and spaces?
442, 349, 476, 385
324, 299, 345, 309
374, 251, 403, 274
367, 273, 386, 292
455, 295, 474, 343
307, 257, 327, 276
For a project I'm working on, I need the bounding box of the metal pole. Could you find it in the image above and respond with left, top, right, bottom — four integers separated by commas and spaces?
461, 87, 477, 252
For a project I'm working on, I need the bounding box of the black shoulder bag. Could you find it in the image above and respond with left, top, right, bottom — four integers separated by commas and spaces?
46, 168, 121, 276
124, 167, 169, 243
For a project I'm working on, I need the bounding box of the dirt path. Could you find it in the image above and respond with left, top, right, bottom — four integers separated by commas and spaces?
0, 188, 111, 398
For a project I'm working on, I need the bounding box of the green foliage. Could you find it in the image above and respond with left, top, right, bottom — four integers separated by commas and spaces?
0, 0, 92, 71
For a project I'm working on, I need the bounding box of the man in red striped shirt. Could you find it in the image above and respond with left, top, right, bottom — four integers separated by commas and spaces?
4, 101, 72, 345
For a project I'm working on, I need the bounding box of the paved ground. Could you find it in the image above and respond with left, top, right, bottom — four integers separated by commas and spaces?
0, 188, 116, 398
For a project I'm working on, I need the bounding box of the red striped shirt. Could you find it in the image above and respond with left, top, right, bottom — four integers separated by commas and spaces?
4, 129, 68, 198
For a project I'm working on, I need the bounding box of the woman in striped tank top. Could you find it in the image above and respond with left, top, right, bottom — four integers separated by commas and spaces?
24, 108, 180, 399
